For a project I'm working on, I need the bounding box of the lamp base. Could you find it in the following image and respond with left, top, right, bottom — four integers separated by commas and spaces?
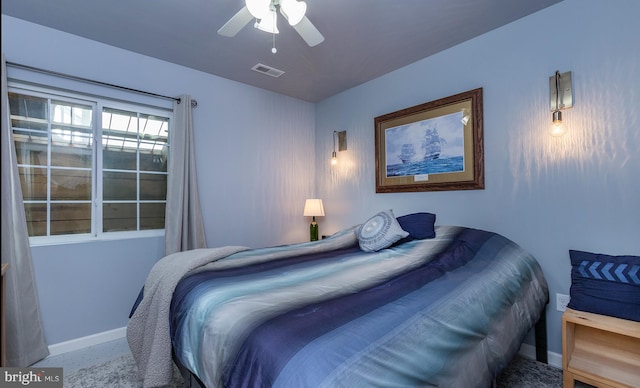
310, 219, 319, 241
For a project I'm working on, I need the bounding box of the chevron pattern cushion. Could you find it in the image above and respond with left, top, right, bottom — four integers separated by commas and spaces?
568, 250, 640, 322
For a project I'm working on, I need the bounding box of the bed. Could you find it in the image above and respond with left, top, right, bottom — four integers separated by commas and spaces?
127, 211, 549, 388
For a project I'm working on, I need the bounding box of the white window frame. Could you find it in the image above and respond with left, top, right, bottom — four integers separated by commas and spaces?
8, 82, 172, 246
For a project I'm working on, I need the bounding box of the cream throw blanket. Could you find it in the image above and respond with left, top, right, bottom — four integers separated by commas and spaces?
126, 246, 248, 388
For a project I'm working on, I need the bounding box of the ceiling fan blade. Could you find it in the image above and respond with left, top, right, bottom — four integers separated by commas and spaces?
292, 16, 324, 47
217, 6, 253, 37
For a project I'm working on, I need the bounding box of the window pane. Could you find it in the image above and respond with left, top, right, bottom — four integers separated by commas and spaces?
51, 203, 91, 235
9, 93, 48, 121
51, 169, 91, 200
51, 131, 93, 168
102, 108, 139, 170
103, 108, 137, 133
11, 117, 48, 132
19, 166, 47, 201
103, 171, 137, 200
103, 148, 137, 170
140, 114, 169, 172
140, 114, 169, 139
140, 173, 167, 200
103, 203, 136, 232
13, 130, 48, 166
52, 101, 93, 128
140, 203, 165, 230
24, 203, 47, 236
139, 141, 168, 172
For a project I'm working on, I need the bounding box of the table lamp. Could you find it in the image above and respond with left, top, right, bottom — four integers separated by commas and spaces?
303, 199, 325, 241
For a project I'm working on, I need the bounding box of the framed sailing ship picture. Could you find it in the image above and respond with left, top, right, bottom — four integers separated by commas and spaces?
375, 88, 484, 193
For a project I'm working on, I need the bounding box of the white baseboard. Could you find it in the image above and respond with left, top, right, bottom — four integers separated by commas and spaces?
47, 327, 127, 357
518, 343, 562, 369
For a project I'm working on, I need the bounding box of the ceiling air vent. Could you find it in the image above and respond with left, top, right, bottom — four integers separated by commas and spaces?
251, 63, 285, 78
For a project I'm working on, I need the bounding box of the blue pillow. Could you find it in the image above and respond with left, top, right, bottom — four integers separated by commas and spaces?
357, 209, 409, 252
396, 212, 436, 241
568, 250, 640, 322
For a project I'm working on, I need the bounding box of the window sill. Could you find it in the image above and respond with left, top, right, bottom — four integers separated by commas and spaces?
29, 230, 165, 247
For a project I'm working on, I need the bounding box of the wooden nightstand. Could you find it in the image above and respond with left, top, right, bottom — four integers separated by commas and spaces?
562, 308, 640, 387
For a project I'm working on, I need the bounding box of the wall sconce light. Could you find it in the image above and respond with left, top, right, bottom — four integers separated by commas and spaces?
331, 130, 347, 165
303, 198, 325, 241
549, 70, 573, 137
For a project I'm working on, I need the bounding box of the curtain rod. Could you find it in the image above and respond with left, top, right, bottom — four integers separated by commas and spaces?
6, 61, 197, 108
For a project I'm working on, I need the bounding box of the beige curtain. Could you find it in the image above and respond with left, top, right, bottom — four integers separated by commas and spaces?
164, 94, 206, 255
1, 54, 49, 366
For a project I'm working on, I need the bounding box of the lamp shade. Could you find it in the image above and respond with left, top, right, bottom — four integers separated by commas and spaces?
303, 199, 325, 217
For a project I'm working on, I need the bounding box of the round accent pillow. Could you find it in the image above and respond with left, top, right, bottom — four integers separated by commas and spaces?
357, 209, 409, 252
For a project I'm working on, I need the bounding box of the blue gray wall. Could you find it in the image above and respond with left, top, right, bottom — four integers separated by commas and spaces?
2, 0, 639, 357
315, 0, 640, 355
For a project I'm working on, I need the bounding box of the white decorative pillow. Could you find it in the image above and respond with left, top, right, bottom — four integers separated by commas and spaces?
357, 209, 409, 252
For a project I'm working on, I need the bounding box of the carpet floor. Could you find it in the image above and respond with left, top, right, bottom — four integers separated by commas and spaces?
63, 354, 589, 387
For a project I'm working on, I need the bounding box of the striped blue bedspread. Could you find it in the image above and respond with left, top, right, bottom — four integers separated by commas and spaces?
169, 226, 548, 387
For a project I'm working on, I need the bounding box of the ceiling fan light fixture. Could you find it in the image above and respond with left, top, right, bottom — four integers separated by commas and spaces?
256, 10, 279, 34
218, 0, 324, 49
246, 0, 271, 19
280, 0, 307, 26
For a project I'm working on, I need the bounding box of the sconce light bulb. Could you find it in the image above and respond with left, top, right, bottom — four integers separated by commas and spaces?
550, 110, 567, 137
331, 151, 337, 165
550, 122, 567, 137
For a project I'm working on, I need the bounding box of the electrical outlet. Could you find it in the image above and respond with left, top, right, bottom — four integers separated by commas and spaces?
556, 293, 570, 312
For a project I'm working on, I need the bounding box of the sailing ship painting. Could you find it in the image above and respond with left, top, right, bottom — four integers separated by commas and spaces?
385, 112, 464, 177
399, 127, 447, 163
398, 144, 416, 163
422, 127, 446, 160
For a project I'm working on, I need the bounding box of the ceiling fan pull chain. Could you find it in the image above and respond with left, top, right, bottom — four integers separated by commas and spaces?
271, 9, 278, 53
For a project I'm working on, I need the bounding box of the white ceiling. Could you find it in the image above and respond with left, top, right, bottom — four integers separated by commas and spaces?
2, 0, 563, 102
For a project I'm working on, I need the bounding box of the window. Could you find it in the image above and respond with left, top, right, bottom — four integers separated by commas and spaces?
101, 108, 169, 232
9, 88, 171, 242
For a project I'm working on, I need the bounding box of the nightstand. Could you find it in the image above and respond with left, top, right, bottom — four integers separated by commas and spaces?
562, 308, 640, 387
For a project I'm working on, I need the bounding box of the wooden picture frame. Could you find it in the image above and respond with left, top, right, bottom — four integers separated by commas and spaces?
375, 88, 484, 193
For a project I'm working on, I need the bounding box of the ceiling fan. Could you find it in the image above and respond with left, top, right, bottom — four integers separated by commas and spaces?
218, 0, 325, 47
